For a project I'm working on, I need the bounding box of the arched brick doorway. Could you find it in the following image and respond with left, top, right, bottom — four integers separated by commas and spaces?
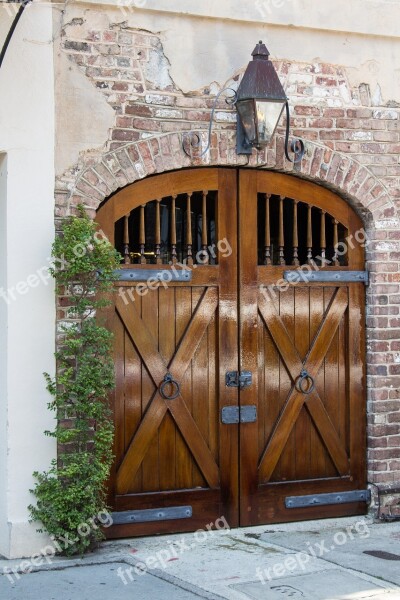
97, 168, 368, 538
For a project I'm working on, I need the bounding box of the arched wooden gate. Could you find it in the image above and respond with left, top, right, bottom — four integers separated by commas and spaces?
96, 168, 367, 538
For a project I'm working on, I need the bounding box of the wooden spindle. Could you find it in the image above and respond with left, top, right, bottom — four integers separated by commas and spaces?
170, 195, 177, 264
123, 214, 131, 264
186, 192, 193, 266
278, 195, 285, 265
332, 218, 339, 266
201, 190, 209, 264
264, 194, 272, 265
139, 204, 146, 264
320, 210, 326, 265
155, 199, 162, 264
292, 200, 299, 266
307, 204, 313, 264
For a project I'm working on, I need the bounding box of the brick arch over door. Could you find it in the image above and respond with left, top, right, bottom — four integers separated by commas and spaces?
65, 132, 394, 224
58, 131, 400, 491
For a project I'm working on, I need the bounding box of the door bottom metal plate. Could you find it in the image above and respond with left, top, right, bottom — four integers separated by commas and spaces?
285, 490, 371, 509
111, 506, 193, 525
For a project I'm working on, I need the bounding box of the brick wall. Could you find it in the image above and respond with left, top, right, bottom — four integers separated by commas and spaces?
55, 19, 400, 515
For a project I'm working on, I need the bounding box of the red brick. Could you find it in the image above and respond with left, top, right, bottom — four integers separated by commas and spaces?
309, 118, 333, 128
132, 119, 162, 132
294, 106, 321, 116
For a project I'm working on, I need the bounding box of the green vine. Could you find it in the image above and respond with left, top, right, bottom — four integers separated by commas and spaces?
29, 207, 121, 556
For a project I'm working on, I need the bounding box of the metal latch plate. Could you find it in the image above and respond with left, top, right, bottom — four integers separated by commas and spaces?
221, 405, 257, 424
284, 270, 369, 285
114, 269, 192, 282
226, 371, 253, 389
285, 489, 371, 509
111, 506, 193, 524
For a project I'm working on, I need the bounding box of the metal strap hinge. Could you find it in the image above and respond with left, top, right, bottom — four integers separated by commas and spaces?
111, 506, 192, 524
113, 268, 192, 282
285, 489, 371, 509
284, 270, 369, 285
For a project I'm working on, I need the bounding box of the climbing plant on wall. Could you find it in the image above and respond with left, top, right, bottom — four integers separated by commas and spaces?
29, 207, 121, 556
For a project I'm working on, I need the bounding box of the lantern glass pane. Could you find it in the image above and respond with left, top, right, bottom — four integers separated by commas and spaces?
236, 99, 256, 144
255, 100, 286, 145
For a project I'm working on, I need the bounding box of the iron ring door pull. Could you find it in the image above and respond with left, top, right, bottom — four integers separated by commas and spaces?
159, 373, 181, 400
295, 369, 315, 395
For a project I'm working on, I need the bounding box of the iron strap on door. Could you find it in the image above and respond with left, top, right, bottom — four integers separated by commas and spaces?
285, 490, 371, 509
284, 270, 369, 284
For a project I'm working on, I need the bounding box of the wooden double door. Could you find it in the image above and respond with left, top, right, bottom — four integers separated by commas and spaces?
97, 168, 367, 538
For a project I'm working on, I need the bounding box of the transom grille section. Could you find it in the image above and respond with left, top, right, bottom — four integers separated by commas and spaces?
257, 193, 349, 267
115, 190, 217, 266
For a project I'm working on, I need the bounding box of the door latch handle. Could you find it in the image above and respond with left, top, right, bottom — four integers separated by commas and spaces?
295, 369, 315, 395
159, 373, 181, 400
226, 371, 252, 389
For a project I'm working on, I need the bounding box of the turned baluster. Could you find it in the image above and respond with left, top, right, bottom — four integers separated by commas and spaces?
278, 196, 285, 265
139, 204, 146, 264
155, 199, 162, 264
123, 214, 131, 264
170, 195, 177, 264
307, 204, 313, 264
320, 210, 326, 266
292, 200, 300, 266
264, 194, 272, 265
186, 192, 193, 266
201, 190, 209, 264
332, 218, 339, 266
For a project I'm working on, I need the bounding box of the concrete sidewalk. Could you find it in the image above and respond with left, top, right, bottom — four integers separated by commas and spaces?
1, 516, 400, 599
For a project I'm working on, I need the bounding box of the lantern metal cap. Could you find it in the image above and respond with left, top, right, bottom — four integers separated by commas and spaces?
252, 40, 270, 60
236, 39, 287, 102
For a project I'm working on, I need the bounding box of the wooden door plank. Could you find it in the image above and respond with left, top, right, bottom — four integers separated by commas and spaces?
117, 394, 167, 494
175, 287, 194, 489
322, 287, 341, 477
159, 286, 177, 491
304, 288, 349, 375
171, 287, 218, 375
167, 396, 220, 489
191, 287, 208, 487
278, 286, 297, 482
116, 294, 167, 384
348, 284, 367, 487
124, 330, 143, 492
309, 286, 327, 478
140, 290, 160, 493
294, 286, 311, 481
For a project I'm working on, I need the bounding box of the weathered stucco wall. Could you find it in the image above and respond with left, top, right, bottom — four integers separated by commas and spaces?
56, 0, 400, 177
0, 2, 56, 559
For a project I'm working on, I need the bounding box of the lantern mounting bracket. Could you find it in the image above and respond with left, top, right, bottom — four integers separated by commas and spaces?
182, 86, 237, 158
